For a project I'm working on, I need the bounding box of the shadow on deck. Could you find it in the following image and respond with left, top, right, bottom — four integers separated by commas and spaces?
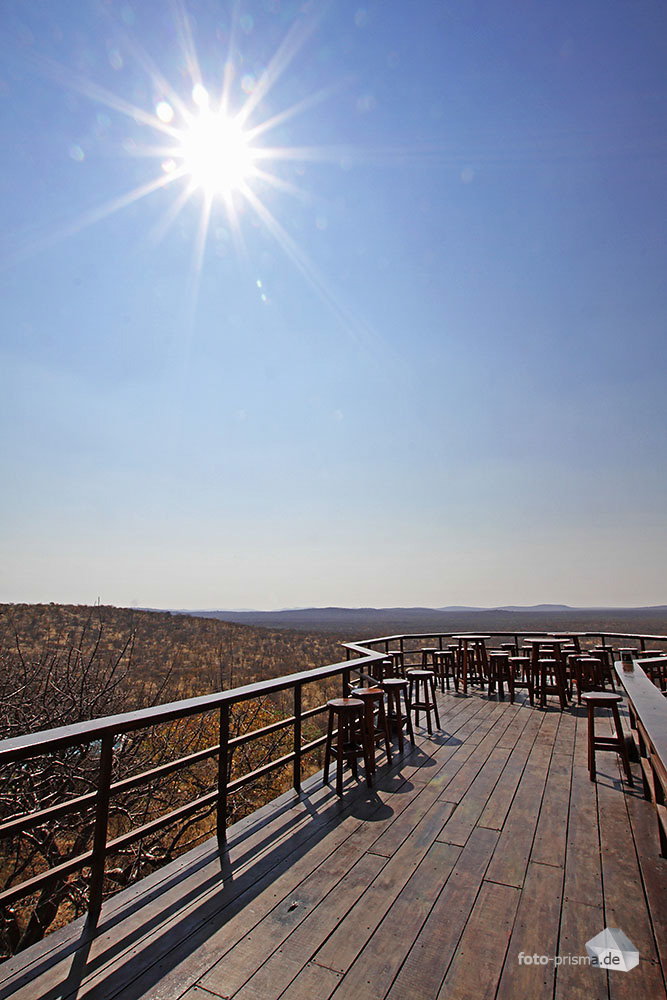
1, 688, 665, 1000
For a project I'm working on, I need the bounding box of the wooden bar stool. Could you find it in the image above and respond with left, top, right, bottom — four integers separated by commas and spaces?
572, 656, 604, 704
350, 686, 393, 773
369, 657, 392, 683
581, 692, 634, 786
487, 651, 515, 702
421, 647, 438, 670
591, 646, 616, 689
640, 656, 667, 691
433, 649, 458, 692
618, 646, 639, 663
407, 669, 440, 735
453, 635, 490, 694
324, 698, 373, 796
385, 650, 405, 677
537, 657, 568, 710
379, 678, 415, 751
552, 632, 581, 653
509, 656, 534, 705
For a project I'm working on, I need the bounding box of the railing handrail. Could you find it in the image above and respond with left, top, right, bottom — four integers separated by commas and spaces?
0, 651, 383, 765
346, 630, 667, 647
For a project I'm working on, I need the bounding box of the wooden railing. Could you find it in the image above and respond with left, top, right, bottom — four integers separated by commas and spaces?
0, 649, 385, 924
615, 656, 667, 857
1, 629, 665, 931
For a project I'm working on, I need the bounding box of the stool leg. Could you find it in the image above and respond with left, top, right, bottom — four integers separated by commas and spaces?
507, 663, 515, 704
324, 709, 333, 786
378, 698, 393, 764
393, 690, 404, 753
358, 707, 373, 788
611, 705, 634, 786
348, 714, 358, 780
410, 677, 420, 727
422, 679, 433, 735
430, 675, 440, 728
539, 661, 546, 709
587, 703, 596, 781
488, 658, 496, 696
404, 687, 416, 745
336, 713, 344, 796
555, 661, 567, 710
363, 700, 376, 775
524, 663, 535, 705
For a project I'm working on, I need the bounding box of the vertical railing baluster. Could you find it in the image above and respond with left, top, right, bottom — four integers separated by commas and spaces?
87, 732, 114, 925
217, 703, 230, 845
293, 683, 302, 792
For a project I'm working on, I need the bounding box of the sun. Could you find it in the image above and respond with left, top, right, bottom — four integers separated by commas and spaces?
171, 87, 255, 200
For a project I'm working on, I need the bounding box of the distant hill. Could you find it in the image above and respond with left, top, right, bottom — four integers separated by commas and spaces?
173, 605, 667, 637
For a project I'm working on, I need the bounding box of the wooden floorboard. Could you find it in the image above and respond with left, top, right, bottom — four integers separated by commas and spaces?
2, 686, 665, 1000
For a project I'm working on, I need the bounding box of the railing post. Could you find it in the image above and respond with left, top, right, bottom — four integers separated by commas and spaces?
293, 683, 302, 792
343, 666, 351, 696
87, 732, 114, 926
217, 703, 230, 844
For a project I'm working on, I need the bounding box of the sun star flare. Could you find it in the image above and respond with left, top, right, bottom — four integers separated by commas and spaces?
177, 101, 255, 199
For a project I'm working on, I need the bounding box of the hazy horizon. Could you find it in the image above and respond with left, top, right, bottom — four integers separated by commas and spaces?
2, 1, 666, 611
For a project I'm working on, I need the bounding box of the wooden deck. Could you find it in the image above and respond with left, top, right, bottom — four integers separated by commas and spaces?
2, 686, 666, 1000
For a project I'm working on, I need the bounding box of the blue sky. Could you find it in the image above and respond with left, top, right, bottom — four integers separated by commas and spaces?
1, 0, 666, 609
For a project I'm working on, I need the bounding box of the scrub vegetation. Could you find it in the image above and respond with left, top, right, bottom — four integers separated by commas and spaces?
0, 603, 344, 956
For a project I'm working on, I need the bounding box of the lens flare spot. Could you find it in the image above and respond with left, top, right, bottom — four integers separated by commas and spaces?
241, 74, 256, 94
108, 48, 124, 70
156, 100, 174, 123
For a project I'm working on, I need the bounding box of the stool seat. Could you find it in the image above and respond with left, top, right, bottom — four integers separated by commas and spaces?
328, 697, 363, 709
581, 691, 622, 705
